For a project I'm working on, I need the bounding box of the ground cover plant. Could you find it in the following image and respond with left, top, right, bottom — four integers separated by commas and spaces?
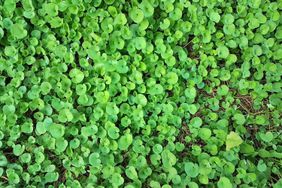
0, 0, 282, 187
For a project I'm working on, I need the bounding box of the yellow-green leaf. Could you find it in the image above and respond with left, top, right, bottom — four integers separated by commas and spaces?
226, 131, 243, 151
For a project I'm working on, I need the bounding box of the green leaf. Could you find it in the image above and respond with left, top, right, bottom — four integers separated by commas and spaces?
257, 160, 267, 172
210, 11, 220, 23
110, 173, 124, 186
76, 84, 87, 95
3, 0, 16, 15
273, 179, 282, 188
184, 162, 199, 178
7, 169, 20, 184
129, 7, 144, 23
118, 133, 133, 150
55, 138, 68, 152
81, 125, 98, 137
223, 14, 234, 25
45, 172, 59, 183
77, 94, 89, 106
48, 123, 65, 138
275, 26, 282, 39
21, 122, 33, 134
89, 153, 101, 166
166, 72, 178, 85
273, 49, 282, 60
217, 45, 229, 59
153, 144, 163, 154
148, 84, 164, 95
40, 81, 52, 95
58, 109, 73, 123
125, 166, 138, 180
4, 46, 17, 57
199, 128, 211, 140
134, 37, 147, 50
0, 155, 8, 166
10, 23, 27, 39
69, 68, 84, 84
43, 3, 58, 17
187, 182, 199, 188
13, 144, 25, 156
240, 143, 255, 154
185, 87, 197, 99
140, 0, 154, 17
108, 126, 120, 139
217, 85, 229, 96
188, 104, 198, 115
233, 113, 246, 125
3, 104, 15, 115
36, 122, 47, 135
217, 177, 232, 188
114, 13, 127, 25
255, 115, 267, 125
199, 174, 209, 184
190, 117, 203, 128
22, 0, 34, 11
20, 153, 31, 163
106, 102, 119, 115
49, 17, 63, 28
161, 149, 177, 169
0, 28, 4, 39
170, 8, 182, 21
259, 132, 273, 143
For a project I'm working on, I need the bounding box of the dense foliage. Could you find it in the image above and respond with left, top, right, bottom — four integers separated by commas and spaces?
0, 0, 282, 187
